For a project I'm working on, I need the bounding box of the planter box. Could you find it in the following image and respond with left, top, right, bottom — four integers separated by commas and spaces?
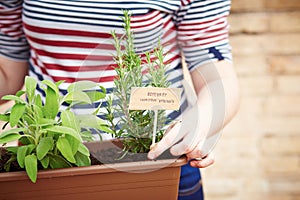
0, 140, 187, 200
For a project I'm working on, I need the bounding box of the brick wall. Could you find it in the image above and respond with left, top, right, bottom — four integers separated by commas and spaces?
202, 0, 300, 200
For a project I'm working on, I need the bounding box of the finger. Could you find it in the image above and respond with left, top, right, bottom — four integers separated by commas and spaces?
185, 146, 206, 161
148, 121, 184, 160
170, 126, 205, 156
190, 153, 215, 168
169, 103, 204, 156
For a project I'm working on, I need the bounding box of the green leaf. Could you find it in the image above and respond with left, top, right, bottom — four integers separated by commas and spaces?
78, 114, 113, 134
63, 91, 92, 105
40, 156, 50, 169
32, 118, 57, 128
99, 85, 107, 94
19, 137, 31, 145
9, 103, 26, 127
78, 143, 90, 156
17, 146, 28, 168
80, 131, 94, 142
17, 144, 35, 168
46, 126, 82, 142
74, 151, 91, 167
24, 154, 38, 183
44, 87, 59, 119
57, 136, 76, 163
0, 128, 25, 144
67, 81, 99, 92
0, 113, 10, 122
34, 94, 43, 108
42, 80, 59, 94
49, 154, 72, 169
61, 110, 80, 133
55, 80, 65, 87
1, 95, 26, 104
26, 144, 36, 154
77, 115, 107, 129
33, 94, 44, 118
22, 114, 35, 126
6, 146, 18, 154
86, 91, 106, 102
98, 125, 115, 134
36, 137, 54, 160
25, 76, 37, 104
65, 135, 80, 155
15, 90, 26, 97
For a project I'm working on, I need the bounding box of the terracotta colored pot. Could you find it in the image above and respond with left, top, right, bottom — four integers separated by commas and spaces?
0, 140, 187, 200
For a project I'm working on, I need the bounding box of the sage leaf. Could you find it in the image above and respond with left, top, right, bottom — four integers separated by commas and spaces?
15, 90, 26, 97
1, 95, 26, 104
36, 137, 54, 160
10, 103, 26, 127
17, 144, 36, 168
74, 151, 91, 167
78, 143, 90, 156
0, 114, 9, 122
55, 80, 65, 87
0, 128, 25, 144
46, 126, 82, 142
40, 156, 50, 169
49, 154, 72, 169
61, 110, 80, 133
77, 115, 107, 129
57, 136, 76, 163
6, 146, 18, 154
80, 131, 94, 142
98, 125, 115, 134
99, 85, 107, 94
67, 81, 99, 92
86, 91, 106, 102
25, 154, 38, 183
23, 115, 34, 126
33, 118, 57, 127
63, 91, 91, 105
26, 144, 36, 154
17, 146, 28, 168
33, 94, 43, 111
44, 87, 59, 119
25, 76, 37, 104
42, 79, 59, 94
65, 135, 80, 155
32, 95, 44, 118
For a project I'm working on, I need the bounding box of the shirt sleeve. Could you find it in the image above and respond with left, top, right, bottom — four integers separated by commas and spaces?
176, 0, 232, 71
0, 0, 29, 61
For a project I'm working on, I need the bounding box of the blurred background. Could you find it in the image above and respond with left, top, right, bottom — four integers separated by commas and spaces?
0, 0, 299, 199
202, 0, 300, 199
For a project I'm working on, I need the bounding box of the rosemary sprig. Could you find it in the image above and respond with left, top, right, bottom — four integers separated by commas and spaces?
107, 10, 171, 153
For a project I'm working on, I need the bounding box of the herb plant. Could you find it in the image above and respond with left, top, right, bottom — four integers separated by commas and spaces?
107, 11, 172, 154
0, 77, 108, 182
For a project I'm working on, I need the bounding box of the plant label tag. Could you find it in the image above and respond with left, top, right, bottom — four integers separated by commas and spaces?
128, 87, 182, 110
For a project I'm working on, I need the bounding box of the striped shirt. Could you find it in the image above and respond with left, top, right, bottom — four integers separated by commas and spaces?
1, 1, 232, 198
0, 0, 231, 119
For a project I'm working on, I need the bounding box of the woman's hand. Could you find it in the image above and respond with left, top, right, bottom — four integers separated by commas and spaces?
148, 60, 240, 168
147, 101, 214, 168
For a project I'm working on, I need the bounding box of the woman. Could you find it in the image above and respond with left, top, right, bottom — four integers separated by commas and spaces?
0, 0, 239, 199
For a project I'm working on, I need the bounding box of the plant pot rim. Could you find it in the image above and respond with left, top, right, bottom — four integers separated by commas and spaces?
0, 141, 187, 182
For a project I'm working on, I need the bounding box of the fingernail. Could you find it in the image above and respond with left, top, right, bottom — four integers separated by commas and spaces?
148, 152, 155, 160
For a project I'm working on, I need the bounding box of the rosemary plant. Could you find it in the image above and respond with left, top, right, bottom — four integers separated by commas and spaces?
107, 11, 172, 154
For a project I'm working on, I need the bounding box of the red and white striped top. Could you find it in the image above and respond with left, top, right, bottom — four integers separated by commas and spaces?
0, 0, 232, 118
